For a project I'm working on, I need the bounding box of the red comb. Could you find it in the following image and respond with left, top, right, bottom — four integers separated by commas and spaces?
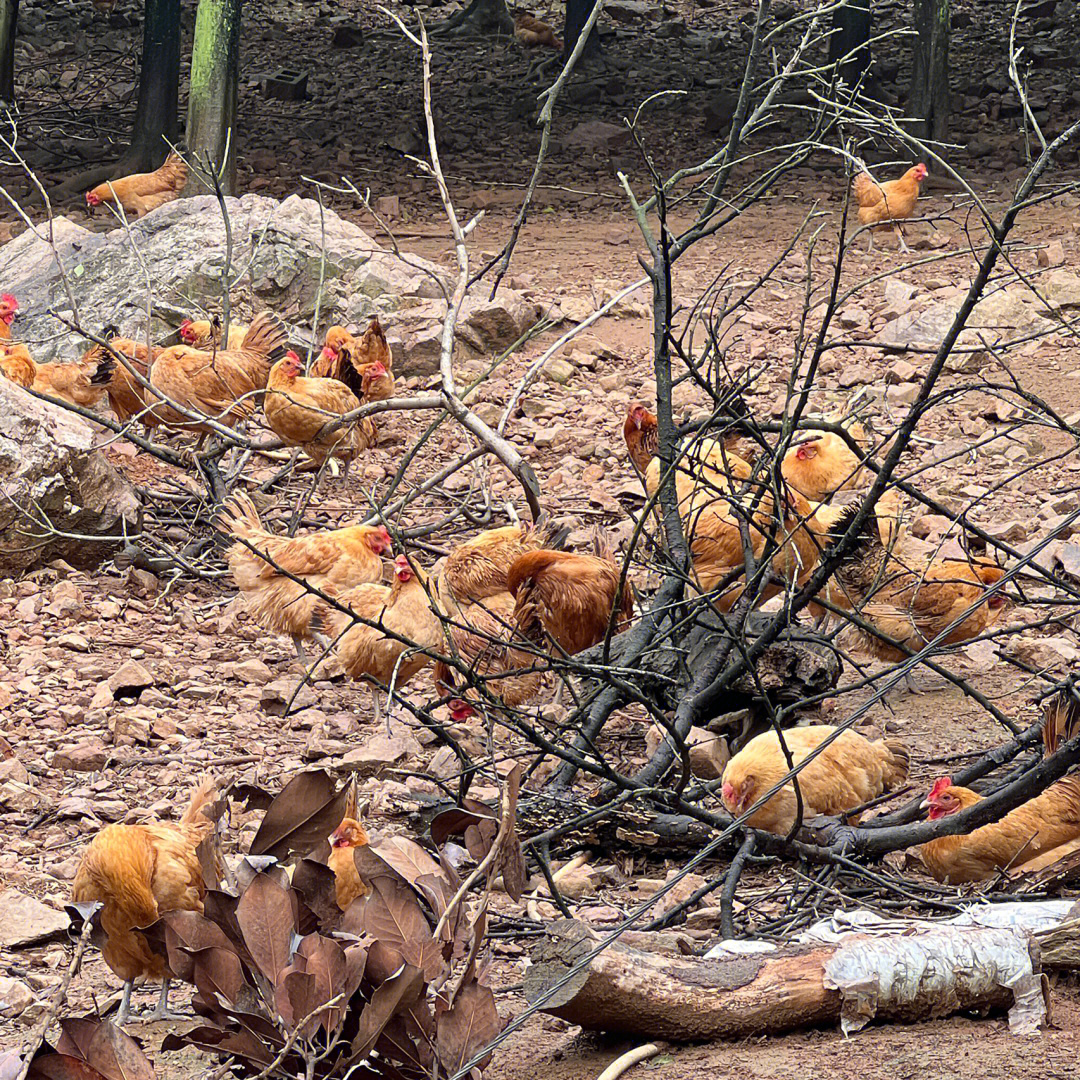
285, 350, 300, 361
927, 777, 952, 799
1, 294, 17, 308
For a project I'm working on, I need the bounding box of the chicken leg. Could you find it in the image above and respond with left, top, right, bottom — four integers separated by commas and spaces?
148, 977, 185, 1021
895, 225, 910, 254
117, 979, 134, 1025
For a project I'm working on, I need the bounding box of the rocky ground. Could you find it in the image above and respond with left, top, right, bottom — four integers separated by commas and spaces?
5, 0, 1080, 1077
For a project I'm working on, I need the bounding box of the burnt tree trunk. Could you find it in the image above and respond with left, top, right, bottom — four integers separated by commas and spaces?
185, 0, 241, 195
909, 0, 950, 150
127, 0, 181, 171
524, 920, 1038, 1040
437, 0, 514, 36
564, 0, 600, 56
828, 0, 871, 94
0, 0, 18, 106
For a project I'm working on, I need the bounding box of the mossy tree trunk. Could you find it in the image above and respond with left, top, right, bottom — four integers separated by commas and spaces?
0, 0, 18, 105
828, 0, 871, 95
910, 0, 950, 152
185, 0, 241, 195
127, 0, 181, 171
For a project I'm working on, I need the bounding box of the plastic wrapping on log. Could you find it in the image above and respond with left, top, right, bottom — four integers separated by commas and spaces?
822, 925, 1047, 1036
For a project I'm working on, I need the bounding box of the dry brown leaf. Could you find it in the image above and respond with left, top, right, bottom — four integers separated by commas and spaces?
235, 872, 294, 983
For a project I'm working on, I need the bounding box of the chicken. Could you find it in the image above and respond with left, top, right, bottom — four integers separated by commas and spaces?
919, 693, 1080, 883
327, 780, 370, 910
851, 161, 928, 253
148, 311, 288, 434
514, 11, 563, 47
179, 318, 249, 351
781, 432, 867, 502
14, 345, 116, 408
311, 554, 443, 723
826, 507, 1008, 689
263, 351, 376, 472
215, 490, 392, 661
508, 533, 635, 657
85, 152, 189, 218
1, 342, 34, 387
360, 359, 395, 404
624, 403, 659, 478
312, 319, 394, 400
0, 293, 18, 340
434, 590, 546, 710
78, 333, 164, 428
721, 725, 909, 835
71, 777, 218, 1023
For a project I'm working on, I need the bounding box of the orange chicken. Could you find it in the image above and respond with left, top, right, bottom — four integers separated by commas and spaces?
851, 161, 928, 253
514, 11, 563, 47
264, 351, 376, 472
0, 342, 35, 388
179, 318, 249, 351
81, 334, 163, 428
71, 777, 218, 1023
919, 693, 1080, 883
327, 781, 370, 910
148, 311, 288, 434
312, 554, 443, 723
360, 359, 395, 404
0, 293, 18, 340
721, 725, 909, 835
313, 319, 394, 400
508, 537, 635, 657
215, 490, 392, 661
8, 343, 116, 407
781, 432, 866, 502
85, 152, 188, 218
827, 508, 1008, 689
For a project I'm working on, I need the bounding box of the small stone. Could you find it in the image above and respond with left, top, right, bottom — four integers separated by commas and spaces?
260, 677, 318, 715
107, 659, 154, 698
0, 976, 34, 1019
911, 514, 951, 540
374, 194, 399, 220
543, 357, 576, 384
986, 520, 1028, 543
52, 739, 109, 772
338, 733, 419, 777
426, 744, 459, 780
88, 681, 113, 711
838, 305, 870, 331
231, 658, 274, 685
885, 360, 919, 384
885, 382, 920, 406
0, 891, 69, 947
884, 279, 917, 304
56, 632, 90, 652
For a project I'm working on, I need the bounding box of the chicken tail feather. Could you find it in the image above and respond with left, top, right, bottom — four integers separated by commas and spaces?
181, 775, 219, 826
1044, 690, 1080, 757
213, 490, 263, 539
880, 739, 911, 789
240, 311, 289, 361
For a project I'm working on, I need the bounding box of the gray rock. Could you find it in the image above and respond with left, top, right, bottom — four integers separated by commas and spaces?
1, 193, 539, 378
0, 976, 35, 1019
337, 732, 420, 777
52, 738, 110, 772
0, 890, 69, 947
563, 120, 632, 153
0, 379, 138, 575
877, 289, 1052, 351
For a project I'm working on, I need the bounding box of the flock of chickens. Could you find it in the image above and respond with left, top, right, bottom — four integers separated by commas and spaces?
17, 154, 1072, 1027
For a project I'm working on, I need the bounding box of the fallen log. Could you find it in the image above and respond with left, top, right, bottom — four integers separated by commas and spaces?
523, 919, 1048, 1040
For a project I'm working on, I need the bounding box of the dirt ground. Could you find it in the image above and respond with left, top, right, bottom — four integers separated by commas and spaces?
5, 0, 1080, 1076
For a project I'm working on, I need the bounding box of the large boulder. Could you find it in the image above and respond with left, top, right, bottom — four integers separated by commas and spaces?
0, 378, 138, 575
0, 194, 541, 377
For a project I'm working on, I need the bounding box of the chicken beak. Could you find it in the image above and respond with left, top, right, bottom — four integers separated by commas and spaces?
918, 799, 929, 810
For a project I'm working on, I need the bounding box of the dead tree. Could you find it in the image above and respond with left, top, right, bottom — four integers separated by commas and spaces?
0, 0, 17, 106
909, 0, 950, 148
828, 0, 871, 94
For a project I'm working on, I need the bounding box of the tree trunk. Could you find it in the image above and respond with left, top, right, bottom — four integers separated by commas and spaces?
828, 0, 871, 94
185, 0, 241, 195
438, 0, 513, 35
0, 0, 18, 106
564, 0, 600, 56
909, 0, 949, 151
523, 920, 1044, 1040
128, 0, 181, 171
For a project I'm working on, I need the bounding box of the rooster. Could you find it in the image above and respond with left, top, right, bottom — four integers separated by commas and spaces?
86, 152, 189, 218
919, 692, 1080, 883
851, 161, 928, 253
148, 311, 288, 434
215, 491, 392, 662
721, 725, 909, 835
313, 319, 394, 400
71, 777, 218, 1023
0, 293, 18, 340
